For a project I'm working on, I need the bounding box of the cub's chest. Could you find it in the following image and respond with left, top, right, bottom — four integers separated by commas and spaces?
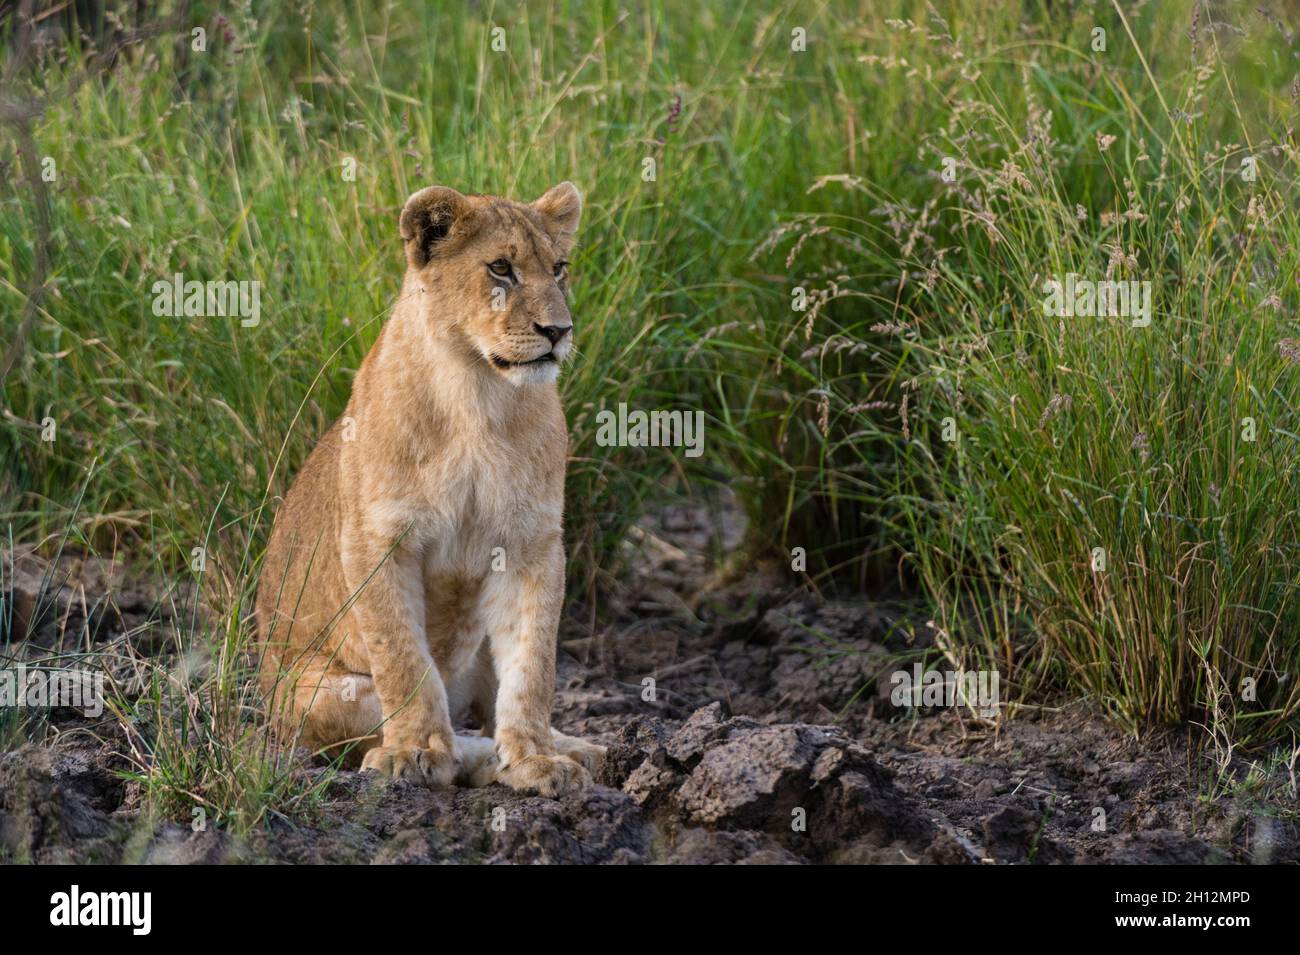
379, 442, 559, 550
350, 399, 566, 561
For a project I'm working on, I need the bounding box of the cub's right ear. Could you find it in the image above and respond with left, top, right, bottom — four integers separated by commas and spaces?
399, 186, 473, 270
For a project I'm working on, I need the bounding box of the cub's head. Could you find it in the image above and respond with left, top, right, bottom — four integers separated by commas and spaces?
399, 182, 582, 386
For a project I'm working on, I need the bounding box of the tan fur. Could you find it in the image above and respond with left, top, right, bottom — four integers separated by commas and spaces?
255, 182, 604, 796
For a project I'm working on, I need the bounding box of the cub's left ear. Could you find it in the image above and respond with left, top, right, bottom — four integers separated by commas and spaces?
531, 181, 582, 249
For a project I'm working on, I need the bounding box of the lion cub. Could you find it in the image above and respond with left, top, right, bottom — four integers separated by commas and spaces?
255, 182, 604, 796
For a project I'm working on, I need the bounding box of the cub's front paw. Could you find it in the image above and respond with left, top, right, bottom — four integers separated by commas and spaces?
361, 745, 456, 787
496, 753, 592, 798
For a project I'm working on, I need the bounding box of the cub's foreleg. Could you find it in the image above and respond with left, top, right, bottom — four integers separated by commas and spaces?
341, 527, 456, 787
481, 537, 590, 796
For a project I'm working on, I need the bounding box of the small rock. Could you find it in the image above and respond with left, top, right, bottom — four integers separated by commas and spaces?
981, 805, 1040, 863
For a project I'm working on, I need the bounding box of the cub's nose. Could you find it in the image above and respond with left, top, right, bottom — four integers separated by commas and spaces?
534, 322, 571, 344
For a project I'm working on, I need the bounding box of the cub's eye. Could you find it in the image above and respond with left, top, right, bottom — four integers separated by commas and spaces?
553, 261, 568, 279
488, 259, 513, 278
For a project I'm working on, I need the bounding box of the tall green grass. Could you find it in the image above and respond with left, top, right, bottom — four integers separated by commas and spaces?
727, 3, 1300, 747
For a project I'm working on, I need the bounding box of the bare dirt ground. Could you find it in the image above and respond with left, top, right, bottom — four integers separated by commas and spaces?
3, 500, 1297, 864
